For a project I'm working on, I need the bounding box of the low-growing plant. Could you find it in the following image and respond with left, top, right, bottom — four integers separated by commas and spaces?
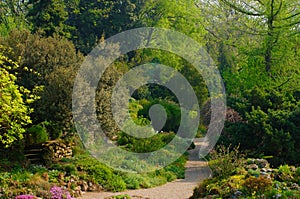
243, 176, 272, 196
111, 194, 131, 199
122, 173, 143, 189
275, 165, 295, 182
105, 175, 127, 192
50, 186, 74, 199
15, 195, 37, 199
208, 145, 245, 179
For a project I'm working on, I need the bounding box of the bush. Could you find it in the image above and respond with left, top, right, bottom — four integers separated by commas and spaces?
26, 123, 49, 145
222, 88, 300, 166
274, 165, 295, 182
105, 175, 126, 192
243, 176, 272, 195
208, 145, 245, 179
123, 173, 143, 189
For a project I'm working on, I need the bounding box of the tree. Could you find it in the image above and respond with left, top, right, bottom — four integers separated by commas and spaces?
0, 30, 83, 134
197, 0, 300, 95
27, 0, 70, 37
0, 0, 29, 36
66, 0, 145, 54
0, 48, 33, 147
197, 0, 300, 165
221, 0, 300, 74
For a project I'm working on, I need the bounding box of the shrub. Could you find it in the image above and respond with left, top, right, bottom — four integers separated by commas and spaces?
89, 165, 113, 185
208, 145, 245, 179
123, 173, 143, 189
243, 176, 272, 195
275, 165, 295, 182
105, 175, 126, 192
50, 186, 74, 199
26, 123, 49, 145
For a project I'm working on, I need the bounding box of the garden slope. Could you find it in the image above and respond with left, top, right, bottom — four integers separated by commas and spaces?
81, 138, 211, 199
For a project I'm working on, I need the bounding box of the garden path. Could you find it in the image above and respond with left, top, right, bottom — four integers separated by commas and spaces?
80, 138, 211, 199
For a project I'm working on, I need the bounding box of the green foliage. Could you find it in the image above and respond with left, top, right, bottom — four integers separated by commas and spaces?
105, 175, 127, 192
138, 99, 181, 133
26, 123, 49, 145
275, 165, 295, 182
243, 176, 272, 196
122, 173, 143, 189
208, 145, 245, 179
141, 0, 206, 44
111, 194, 131, 199
164, 155, 187, 179
222, 87, 300, 166
27, 0, 70, 37
66, 0, 145, 54
118, 130, 175, 153
0, 49, 34, 147
0, 30, 83, 134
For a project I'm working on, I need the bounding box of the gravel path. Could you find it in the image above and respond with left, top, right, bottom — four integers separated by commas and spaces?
80, 138, 211, 199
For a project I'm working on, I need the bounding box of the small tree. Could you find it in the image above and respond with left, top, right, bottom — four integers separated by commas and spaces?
0, 49, 33, 147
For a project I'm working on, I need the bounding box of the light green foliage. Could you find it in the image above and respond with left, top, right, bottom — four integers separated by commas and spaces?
141, 0, 205, 43
0, 0, 29, 36
0, 50, 34, 147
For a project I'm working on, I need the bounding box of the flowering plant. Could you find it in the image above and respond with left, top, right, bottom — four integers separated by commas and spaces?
50, 186, 74, 199
15, 195, 37, 199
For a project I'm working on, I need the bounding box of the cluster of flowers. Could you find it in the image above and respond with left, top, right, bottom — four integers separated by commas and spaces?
15, 186, 75, 199
15, 195, 37, 199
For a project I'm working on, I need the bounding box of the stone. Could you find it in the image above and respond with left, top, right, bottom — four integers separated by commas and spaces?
267, 169, 273, 173
291, 183, 300, 190
247, 164, 259, 170
254, 159, 268, 168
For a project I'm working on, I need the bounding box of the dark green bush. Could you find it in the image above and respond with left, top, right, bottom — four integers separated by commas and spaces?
221, 87, 300, 167
26, 123, 49, 145
138, 99, 181, 132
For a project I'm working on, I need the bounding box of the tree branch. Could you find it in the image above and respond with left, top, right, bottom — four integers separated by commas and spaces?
220, 0, 264, 16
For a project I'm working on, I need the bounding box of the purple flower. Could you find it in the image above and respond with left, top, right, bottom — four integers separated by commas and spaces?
15, 195, 37, 199
50, 186, 75, 199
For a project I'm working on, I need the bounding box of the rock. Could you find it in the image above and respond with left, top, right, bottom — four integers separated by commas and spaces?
87, 182, 101, 192
291, 183, 300, 190
261, 168, 267, 172
247, 164, 259, 170
274, 194, 282, 199
290, 166, 296, 172
254, 159, 268, 168
234, 190, 243, 196
79, 180, 89, 192
267, 169, 273, 173
261, 171, 268, 175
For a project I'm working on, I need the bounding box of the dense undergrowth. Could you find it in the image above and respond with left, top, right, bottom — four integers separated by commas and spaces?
0, 130, 188, 199
191, 146, 300, 199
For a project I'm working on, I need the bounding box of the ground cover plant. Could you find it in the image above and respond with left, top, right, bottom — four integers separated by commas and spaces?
191, 146, 300, 199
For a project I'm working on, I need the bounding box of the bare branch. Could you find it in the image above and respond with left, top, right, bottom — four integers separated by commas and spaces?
220, 0, 265, 16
